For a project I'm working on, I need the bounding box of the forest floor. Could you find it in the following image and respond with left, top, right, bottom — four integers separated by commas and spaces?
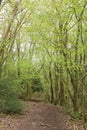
0, 101, 85, 130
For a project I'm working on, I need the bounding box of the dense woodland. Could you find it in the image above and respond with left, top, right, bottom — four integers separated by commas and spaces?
0, 0, 87, 124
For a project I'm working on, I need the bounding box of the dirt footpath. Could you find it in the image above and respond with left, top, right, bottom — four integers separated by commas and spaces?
0, 101, 84, 130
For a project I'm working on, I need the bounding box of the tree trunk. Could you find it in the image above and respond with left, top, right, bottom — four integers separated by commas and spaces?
49, 62, 54, 103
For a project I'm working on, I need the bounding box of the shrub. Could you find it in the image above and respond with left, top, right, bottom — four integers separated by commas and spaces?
31, 78, 43, 93
0, 76, 23, 114
2, 99, 23, 114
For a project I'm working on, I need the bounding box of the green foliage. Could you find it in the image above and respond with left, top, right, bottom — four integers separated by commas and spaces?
71, 112, 83, 120
0, 77, 23, 114
0, 99, 23, 114
31, 77, 43, 93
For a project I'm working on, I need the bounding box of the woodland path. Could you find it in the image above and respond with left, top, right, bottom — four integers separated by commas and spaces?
0, 101, 83, 130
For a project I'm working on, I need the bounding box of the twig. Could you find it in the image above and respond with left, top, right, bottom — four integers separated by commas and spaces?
38, 122, 56, 129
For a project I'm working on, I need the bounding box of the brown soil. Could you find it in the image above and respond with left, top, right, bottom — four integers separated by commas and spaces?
0, 101, 85, 130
